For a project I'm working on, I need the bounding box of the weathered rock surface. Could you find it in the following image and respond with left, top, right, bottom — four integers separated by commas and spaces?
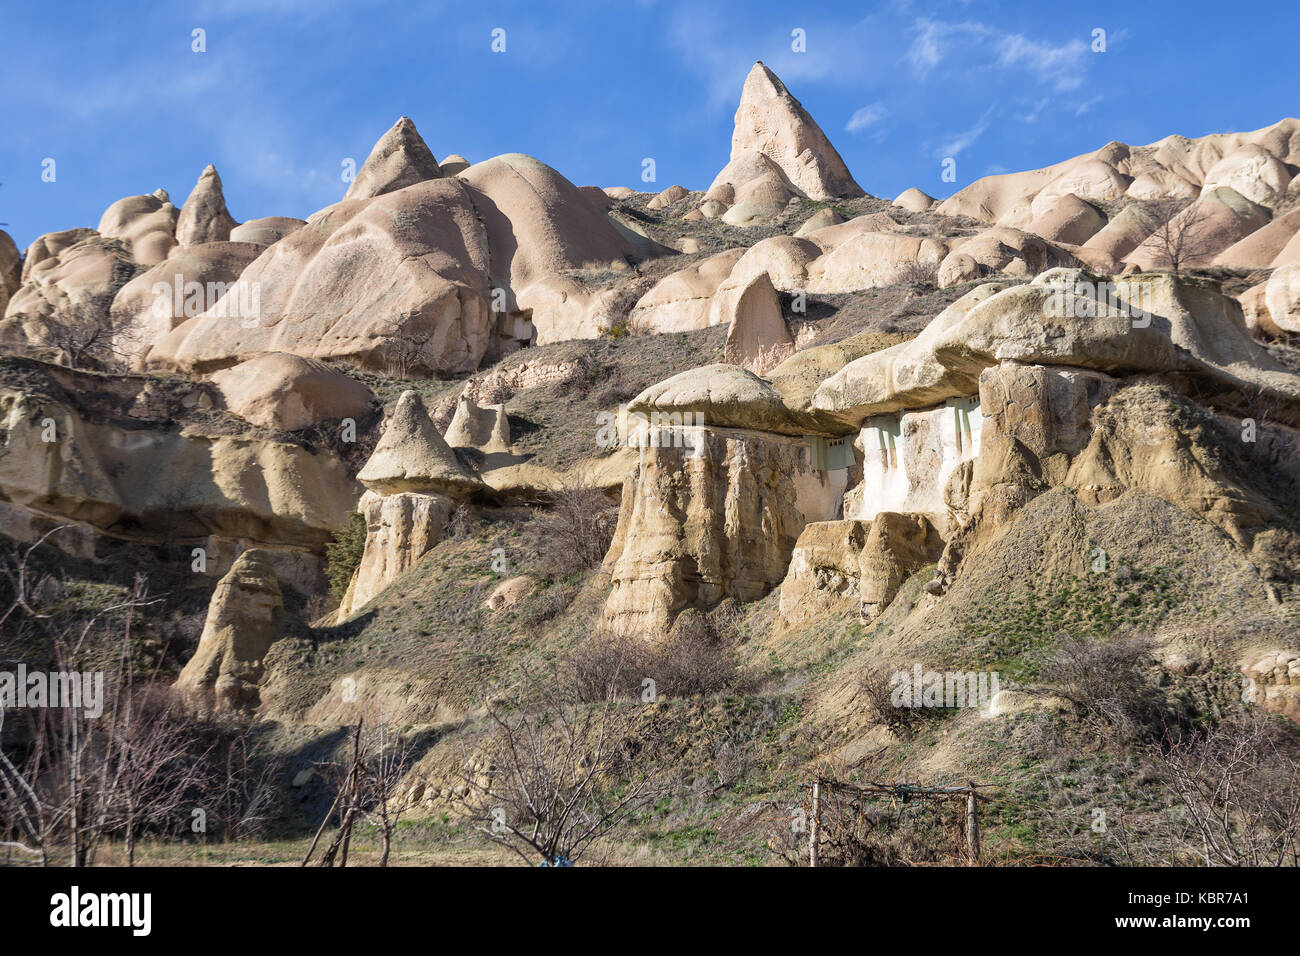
629, 248, 745, 333
1244, 651, 1300, 722
0, 230, 23, 315
357, 390, 483, 497
97, 192, 178, 266
146, 177, 494, 375
2, 234, 136, 359
777, 513, 942, 625
443, 392, 511, 453
109, 240, 264, 359
176, 165, 238, 247
229, 216, 306, 247
174, 549, 282, 714
718, 272, 791, 366
0, 387, 358, 550
344, 117, 442, 202
602, 425, 846, 634
210, 352, 376, 431
1263, 263, 1300, 334
815, 271, 1300, 427
893, 188, 935, 213
336, 490, 454, 618
728, 61, 864, 201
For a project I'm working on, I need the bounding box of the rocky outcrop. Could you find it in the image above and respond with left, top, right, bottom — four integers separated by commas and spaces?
145, 177, 495, 376
1125, 187, 1270, 270
176, 165, 238, 247
602, 424, 846, 635
0, 385, 357, 551
209, 352, 376, 431
1243, 651, 1300, 722
337, 391, 484, 616
357, 390, 483, 497
229, 217, 306, 247
1264, 264, 1300, 334
336, 490, 454, 618
443, 392, 511, 453
97, 192, 178, 266
814, 271, 1300, 428
2, 234, 137, 360
174, 549, 282, 714
344, 116, 443, 202
629, 249, 745, 333
718, 272, 791, 367
727, 61, 863, 201
893, 188, 935, 213
937, 118, 1300, 229
777, 513, 943, 625
109, 240, 265, 360
1, 230, 24, 316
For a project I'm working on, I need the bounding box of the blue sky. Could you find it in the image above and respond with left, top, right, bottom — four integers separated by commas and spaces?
2, 0, 1297, 250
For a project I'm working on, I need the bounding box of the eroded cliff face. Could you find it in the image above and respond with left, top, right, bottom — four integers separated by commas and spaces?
336, 490, 454, 618
0, 386, 358, 567
601, 425, 846, 635
174, 549, 283, 714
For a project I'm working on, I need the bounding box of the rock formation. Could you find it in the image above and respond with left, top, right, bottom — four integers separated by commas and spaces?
343, 116, 443, 202
338, 391, 484, 616
727, 61, 864, 201
176, 165, 238, 247
174, 549, 283, 714
209, 352, 376, 431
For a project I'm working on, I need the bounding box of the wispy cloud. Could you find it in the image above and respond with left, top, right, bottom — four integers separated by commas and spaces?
846, 101, 888, 134
906, 17, 1092, 91
936, 104, 996, 158
995, 34, 1089, 91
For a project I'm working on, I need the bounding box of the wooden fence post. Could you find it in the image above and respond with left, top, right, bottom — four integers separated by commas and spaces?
965, 783, 981, 865
809, 781, 820, 868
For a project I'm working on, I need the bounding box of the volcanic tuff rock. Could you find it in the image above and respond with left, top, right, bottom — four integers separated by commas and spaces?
176, 164, 238, 247
209, 352, 376, 431
344, 116, 443, 202
336, 489, 455, 618
357, 390, 483, 497
728, 61, 864, 201
145, 177, 495, 376
937, 118, 1300, 229
109, 240, 265, 360
813, 271, 1300, 427
97, 192, 179, 266
174, 549, 283, 714
1, 234, 136, 357
0, 386, 358, 552
601, 425, 846, 634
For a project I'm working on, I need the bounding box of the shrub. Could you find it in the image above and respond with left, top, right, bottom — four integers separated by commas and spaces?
534, 485, 619, 578
324, 512, 367, 601
1040, 635, 1169, 741
567, 608, 749, 702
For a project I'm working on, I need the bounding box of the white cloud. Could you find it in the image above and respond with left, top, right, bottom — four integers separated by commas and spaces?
1016, 97, 1049, 124
936, 105, 995, 158
846, 102, 888, 133
1074, 95, 1104, 116
906, 17, 1093, 92
995, 34, 1089, 91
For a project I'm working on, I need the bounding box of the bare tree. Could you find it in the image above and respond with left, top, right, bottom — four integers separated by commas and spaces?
1154, 713, 1300, 866
302, 714, 414, 867
535, 484, 619, 575
0, 535, 265, 866
453, 677, 659, 866
1138, 197, 1217, 273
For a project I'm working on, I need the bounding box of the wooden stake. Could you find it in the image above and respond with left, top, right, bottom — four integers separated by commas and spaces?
965, 782, 981, 865
809, 780, 820, 868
